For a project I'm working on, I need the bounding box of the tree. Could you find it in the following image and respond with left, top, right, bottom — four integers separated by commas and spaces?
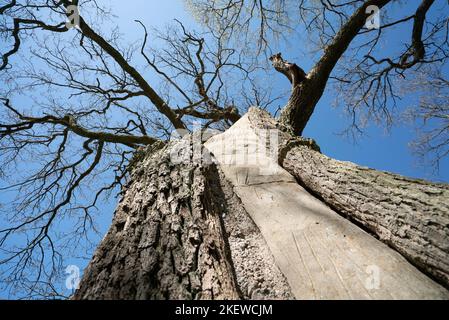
0, 0, 448, 299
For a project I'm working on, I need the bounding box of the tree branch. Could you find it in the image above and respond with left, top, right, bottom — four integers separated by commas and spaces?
1, 99, 159, 148
269, 52, 307, 88
75, 16, 187, 131
277, 0, 392, 135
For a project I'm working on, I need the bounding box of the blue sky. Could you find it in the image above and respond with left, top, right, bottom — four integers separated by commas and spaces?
0, 0, 448, 298
103, 0, 449, 181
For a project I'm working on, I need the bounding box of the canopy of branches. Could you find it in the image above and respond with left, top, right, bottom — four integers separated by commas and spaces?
0, 0, 447, 298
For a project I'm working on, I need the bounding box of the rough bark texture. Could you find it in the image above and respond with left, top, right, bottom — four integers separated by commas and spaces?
73, 134, 293, 299
73, 141, 240, 299
74, 107, 448, 299
247, 108, 449, 290
212, 169, 294, 299
283, 148, 449, 289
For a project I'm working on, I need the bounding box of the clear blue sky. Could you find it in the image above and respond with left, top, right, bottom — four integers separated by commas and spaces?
0, 0, 448, 298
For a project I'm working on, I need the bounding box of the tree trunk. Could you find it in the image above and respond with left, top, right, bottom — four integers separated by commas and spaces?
282, 146, 449, 288
74, 108, 449, 299
73, 134, 293, 300
247, 108, 449, 290
73, 142, 241, 299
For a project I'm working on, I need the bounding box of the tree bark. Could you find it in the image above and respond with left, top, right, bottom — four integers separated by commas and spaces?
74, 108, 449, 299
74, 134, 293, 300
282, 147, 449, 289
247, 108, 449, 289
73, 142, 241, 299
